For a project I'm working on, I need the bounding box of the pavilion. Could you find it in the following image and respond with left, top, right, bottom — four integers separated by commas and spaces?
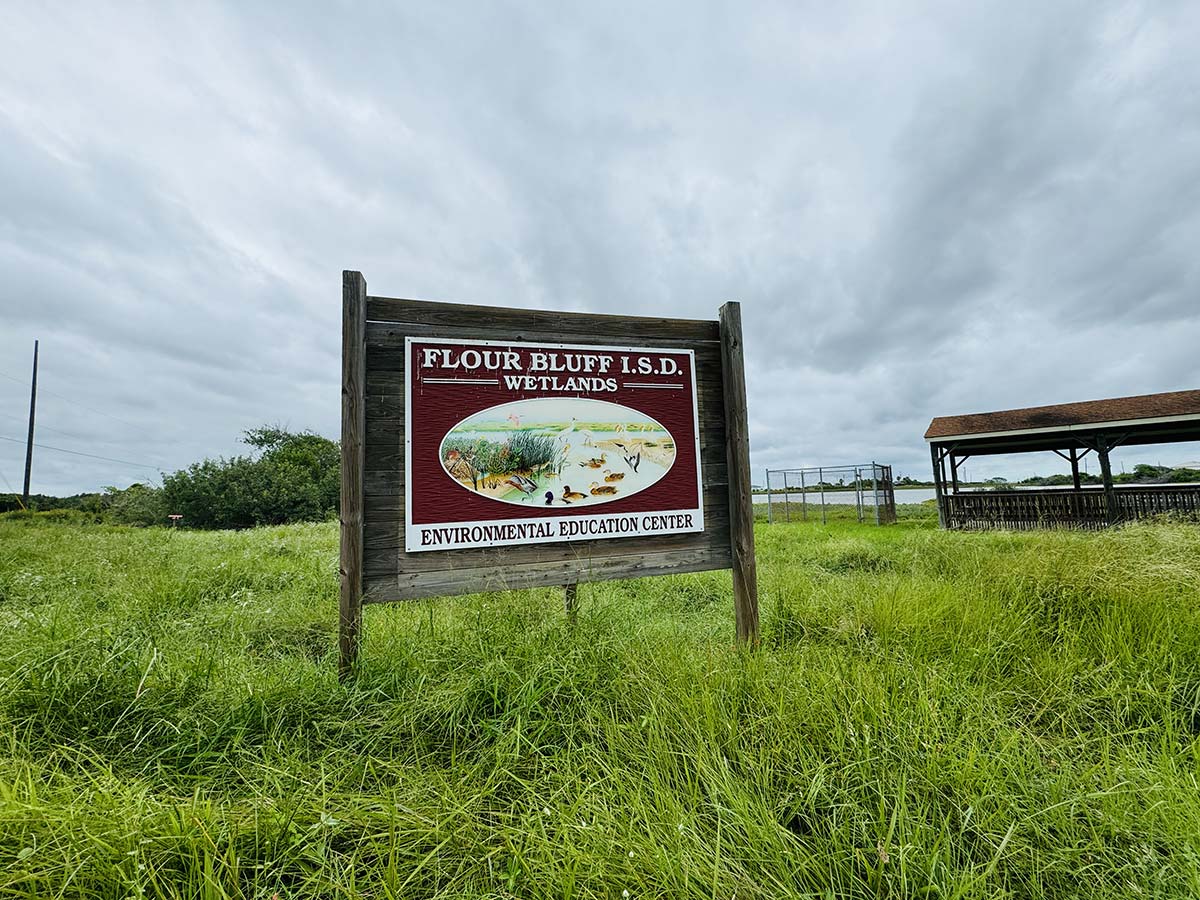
925, 389, 1200, 529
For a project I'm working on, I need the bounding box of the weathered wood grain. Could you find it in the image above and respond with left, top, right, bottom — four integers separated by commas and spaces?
364, 546, 733, 602
366, 321, 722, 358
365, 296, 720, 344
719, 301, 759, 646
339, 271, 367, 679
352, 288, 742, 629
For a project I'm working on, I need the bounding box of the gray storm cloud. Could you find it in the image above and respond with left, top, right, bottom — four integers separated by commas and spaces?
1, 1, 1198, 495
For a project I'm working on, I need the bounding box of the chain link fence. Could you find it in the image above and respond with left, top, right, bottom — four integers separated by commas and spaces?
764, 462, 896, 525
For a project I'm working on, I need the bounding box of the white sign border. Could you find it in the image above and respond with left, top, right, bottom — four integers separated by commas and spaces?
404, 336, 704, 552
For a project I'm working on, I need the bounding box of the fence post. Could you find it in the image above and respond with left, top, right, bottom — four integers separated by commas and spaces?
766, 469, 773, 524
855, 466, 864, 522
872, 461, 880, 526
818, 466, 826, 525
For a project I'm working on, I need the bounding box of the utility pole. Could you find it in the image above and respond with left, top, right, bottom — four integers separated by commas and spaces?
22, 340, 38, 507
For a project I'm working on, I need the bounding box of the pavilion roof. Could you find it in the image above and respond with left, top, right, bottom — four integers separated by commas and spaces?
925, 389, 1200, 442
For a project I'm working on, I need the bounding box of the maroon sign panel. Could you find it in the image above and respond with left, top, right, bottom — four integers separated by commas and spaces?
406, 338, 703, 551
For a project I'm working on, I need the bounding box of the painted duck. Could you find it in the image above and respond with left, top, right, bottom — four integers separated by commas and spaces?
579, 453, 607, 469
603, 469, 624, 483
504, 476, 537, 495
544, 491, 555, 505
589, 482, 618, 496
562, 485, 588, 502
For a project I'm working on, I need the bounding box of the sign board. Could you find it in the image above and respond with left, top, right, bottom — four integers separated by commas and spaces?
339, 271, 757, 676
405, 337, 704, 552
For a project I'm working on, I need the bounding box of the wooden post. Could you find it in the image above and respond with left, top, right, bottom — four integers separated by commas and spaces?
930, 443, 946, 528
719, 302, 759, 647
22, 340, 38, 507
1069, 448, 1081, 492
564, 582, 578, 624
339, 271, 367, 680
1096, 436, 1118, 527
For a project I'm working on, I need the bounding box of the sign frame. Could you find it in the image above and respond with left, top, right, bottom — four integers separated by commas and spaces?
339, 270, 757, 678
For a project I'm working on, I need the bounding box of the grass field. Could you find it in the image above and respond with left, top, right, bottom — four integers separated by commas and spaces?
1, 512, 1199, 898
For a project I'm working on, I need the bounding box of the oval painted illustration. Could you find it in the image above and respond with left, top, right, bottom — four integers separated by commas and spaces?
439, 397, 677, 508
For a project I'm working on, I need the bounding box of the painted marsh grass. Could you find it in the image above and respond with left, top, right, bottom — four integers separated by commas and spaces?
1, 516, 1199, 896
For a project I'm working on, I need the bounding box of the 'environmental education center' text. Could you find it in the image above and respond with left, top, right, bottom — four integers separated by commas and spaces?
417, 512, 699, 550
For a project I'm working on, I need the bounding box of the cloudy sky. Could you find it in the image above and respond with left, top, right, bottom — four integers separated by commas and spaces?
2, 1, 1198, 496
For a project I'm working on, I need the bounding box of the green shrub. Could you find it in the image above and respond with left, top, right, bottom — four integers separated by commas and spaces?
103, 483, 166, 526
161, 427, 338, 529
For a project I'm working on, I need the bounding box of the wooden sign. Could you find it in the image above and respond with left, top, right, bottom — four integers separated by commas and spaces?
340, 271, 757, 677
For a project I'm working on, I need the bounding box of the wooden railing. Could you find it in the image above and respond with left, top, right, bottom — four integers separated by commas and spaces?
944, 485, 1200, 530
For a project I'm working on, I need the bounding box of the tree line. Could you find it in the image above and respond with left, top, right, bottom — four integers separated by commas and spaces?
0, 427, 338, 529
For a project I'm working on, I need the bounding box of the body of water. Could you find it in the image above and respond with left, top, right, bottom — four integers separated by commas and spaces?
762, 482, 1200, 510
764, 487, 937, 506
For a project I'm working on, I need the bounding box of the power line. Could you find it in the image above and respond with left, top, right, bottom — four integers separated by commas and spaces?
0, 410, 168, 452
0, 464, 27, 509
0, 464, 20, 495
0, 435, 162, 471
0, 409, 95, 441
0, 366, 161, 442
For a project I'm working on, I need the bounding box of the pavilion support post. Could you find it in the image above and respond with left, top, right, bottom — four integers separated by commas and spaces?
931, 444, 946, 528
950, 454, 960, 494
1096, 436, 1119, 526
1069, 449, 1081, 492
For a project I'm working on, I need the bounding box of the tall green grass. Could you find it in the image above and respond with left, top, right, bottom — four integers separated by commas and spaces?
1, 517, 1198, 897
